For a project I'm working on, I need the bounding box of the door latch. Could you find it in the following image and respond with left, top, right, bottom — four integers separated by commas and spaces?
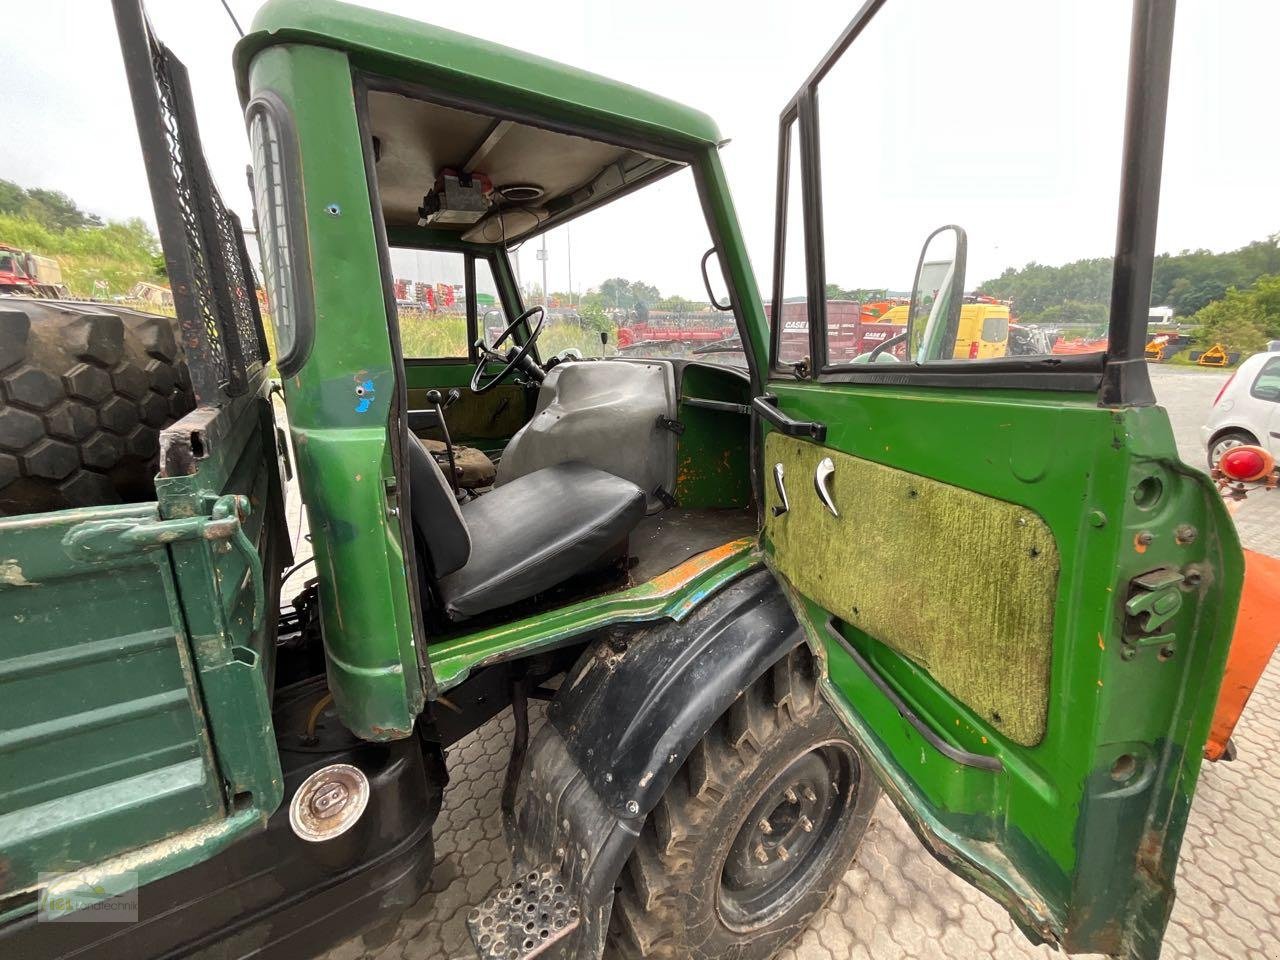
1122, 567, 1184, 661
63, 493, 265, 630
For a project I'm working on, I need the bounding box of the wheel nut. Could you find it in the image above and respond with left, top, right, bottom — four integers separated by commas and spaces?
784, 787, 798, 804
803, 786, 817, 803
754, 843, 769, 864
800, 815, 813, 833
758, 818, 773, 835
777, 845, 791, 862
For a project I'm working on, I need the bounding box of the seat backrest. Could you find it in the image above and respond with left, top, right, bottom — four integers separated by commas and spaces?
407, 434, 471, 577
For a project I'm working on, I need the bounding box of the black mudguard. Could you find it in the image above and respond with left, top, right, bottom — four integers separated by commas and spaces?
502, 567, 804, 958
553, 566, 804, 817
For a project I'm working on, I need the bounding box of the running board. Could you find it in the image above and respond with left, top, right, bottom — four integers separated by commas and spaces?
467, 863, 580, 959
467, 725, 642, 960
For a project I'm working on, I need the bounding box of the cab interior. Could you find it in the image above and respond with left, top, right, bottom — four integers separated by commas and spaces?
364, 85, 759, 634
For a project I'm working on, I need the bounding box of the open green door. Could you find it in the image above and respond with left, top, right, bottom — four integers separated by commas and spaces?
758, 2, 1244, 957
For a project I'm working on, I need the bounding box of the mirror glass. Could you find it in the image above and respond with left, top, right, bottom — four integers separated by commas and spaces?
908, 227, 963, 362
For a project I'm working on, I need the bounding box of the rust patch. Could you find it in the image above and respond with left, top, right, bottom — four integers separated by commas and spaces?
647, 537, 754, 593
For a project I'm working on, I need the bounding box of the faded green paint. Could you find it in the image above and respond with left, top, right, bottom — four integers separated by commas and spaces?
430, 539, 758, 689
674, 366, 752, 509
237, 0, 721, 147
0, 382, 286, 920
247, 45, 425, 739
765, 432, 1059, 746
762, 382, 1242, 957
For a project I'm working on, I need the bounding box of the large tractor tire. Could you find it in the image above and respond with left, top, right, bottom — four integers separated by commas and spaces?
0, 299, 195, 515
607, 645, 881, 960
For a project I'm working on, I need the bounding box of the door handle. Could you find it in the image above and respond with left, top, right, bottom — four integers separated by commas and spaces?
814, 457, 839, 517
771, 463, 790, 517
752, 395, 827, 442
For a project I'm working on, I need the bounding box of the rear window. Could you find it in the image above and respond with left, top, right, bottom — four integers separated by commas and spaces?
981, 315, 1009, 343
1251, 356, 1280, 401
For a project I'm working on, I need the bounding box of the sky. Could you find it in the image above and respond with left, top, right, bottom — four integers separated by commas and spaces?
1, 1, 1276, 302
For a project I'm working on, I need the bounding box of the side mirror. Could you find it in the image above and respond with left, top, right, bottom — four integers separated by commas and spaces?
907, 225, 967, 362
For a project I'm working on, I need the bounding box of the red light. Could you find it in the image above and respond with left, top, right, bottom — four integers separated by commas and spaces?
1219, 445, 1274, 482
1213, 373, 1236, 407
968, 341, 979, 359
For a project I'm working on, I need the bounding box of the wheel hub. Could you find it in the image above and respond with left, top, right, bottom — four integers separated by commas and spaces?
717, 743, 858, 931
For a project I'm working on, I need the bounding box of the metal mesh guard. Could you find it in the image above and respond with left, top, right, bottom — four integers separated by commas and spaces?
468, 864, 579, 960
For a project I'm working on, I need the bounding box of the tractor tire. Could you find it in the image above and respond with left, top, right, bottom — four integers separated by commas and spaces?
606, 645, 880, 960
0, 299, 195, 515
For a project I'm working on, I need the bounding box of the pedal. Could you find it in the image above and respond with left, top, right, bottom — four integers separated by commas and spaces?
467, 864, 580, 959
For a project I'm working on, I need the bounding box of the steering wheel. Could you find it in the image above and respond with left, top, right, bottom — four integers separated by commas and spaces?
471, 305, 546, 394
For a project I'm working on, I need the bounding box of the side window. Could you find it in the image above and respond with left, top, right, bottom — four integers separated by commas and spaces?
508, 167, 745, 369
1252, 357, 1280, 402
389, 248, 470, 359
804, 0, 1129, 369
248, 97, 311, 374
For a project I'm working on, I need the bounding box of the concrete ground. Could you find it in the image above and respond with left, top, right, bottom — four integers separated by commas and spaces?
318, 366, 1280, 960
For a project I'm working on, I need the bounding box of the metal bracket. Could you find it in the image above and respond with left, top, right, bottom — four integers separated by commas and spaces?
654, 414, 685, 435
63, 493, 265, 629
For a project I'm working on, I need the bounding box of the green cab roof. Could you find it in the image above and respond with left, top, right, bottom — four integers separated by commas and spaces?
235, 0, 722, 149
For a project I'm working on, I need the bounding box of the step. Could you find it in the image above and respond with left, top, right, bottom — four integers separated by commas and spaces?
467, 863, 580, 960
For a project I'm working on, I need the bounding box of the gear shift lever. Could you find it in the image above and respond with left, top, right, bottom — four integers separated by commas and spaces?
425, 388, 459, 494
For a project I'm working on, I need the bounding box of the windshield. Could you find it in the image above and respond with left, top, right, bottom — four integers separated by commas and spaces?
509, 167, 746, 369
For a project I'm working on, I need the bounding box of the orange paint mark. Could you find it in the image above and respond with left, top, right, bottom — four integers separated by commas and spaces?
1207, 550, 1280, 760
1133, 533, 1148, 554
1098, 633, 1105, 650
648, 537, 754, 593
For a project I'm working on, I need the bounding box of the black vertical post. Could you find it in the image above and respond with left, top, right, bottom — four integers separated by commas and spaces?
798, 90, 827, 377
1100, 0, 1176, 407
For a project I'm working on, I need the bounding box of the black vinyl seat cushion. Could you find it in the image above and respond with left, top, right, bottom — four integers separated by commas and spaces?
408, 434, 646, 620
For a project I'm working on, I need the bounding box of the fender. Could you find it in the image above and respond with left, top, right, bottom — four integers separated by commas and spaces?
551, 566, 806, 818
483, 567, 807, 959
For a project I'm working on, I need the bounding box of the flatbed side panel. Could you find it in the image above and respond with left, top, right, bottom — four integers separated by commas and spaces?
0, 504, 225, 916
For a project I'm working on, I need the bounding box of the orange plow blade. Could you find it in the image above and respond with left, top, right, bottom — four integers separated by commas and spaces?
1206, 549, 1280, 760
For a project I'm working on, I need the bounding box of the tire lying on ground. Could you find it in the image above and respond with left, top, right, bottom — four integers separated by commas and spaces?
0, 298, 196, 515
607, 644, 881, 960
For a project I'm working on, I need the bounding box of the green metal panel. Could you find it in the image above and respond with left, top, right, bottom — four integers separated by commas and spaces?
674, 365, 752, 509
247, 45, 425, 739
0, 382, 288, 921
235, 0, 721, 148
0, 504, 224, 913
762, 381, 1242, 958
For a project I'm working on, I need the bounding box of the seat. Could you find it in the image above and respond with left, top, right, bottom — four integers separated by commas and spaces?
407, 434, 645, 620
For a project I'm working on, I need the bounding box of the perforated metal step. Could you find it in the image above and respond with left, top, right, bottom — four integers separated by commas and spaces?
467, 864, 580, 959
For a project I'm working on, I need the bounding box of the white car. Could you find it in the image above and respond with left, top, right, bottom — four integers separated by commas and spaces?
1201, 350, 1280, 468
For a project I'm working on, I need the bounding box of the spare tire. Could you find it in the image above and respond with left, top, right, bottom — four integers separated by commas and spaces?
0, 298, 196, 515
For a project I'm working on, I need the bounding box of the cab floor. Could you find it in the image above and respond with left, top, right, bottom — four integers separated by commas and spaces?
628, 506, 757, 583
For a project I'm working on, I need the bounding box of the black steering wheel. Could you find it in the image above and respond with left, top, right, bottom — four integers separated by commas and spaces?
471, 305, 546, 394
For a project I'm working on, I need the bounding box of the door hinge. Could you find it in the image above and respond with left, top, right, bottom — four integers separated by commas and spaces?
654, 414, 685, 435
1122, 567, 1185, 661
62, 493, 265, 630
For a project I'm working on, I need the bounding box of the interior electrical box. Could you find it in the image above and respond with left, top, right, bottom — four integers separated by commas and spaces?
418, 169, 492, 226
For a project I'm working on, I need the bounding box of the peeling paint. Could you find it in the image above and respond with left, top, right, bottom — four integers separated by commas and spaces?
0, 559, 33, 586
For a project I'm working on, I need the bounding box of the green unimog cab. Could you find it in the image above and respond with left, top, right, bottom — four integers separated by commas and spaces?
0, 1, 1244, 958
